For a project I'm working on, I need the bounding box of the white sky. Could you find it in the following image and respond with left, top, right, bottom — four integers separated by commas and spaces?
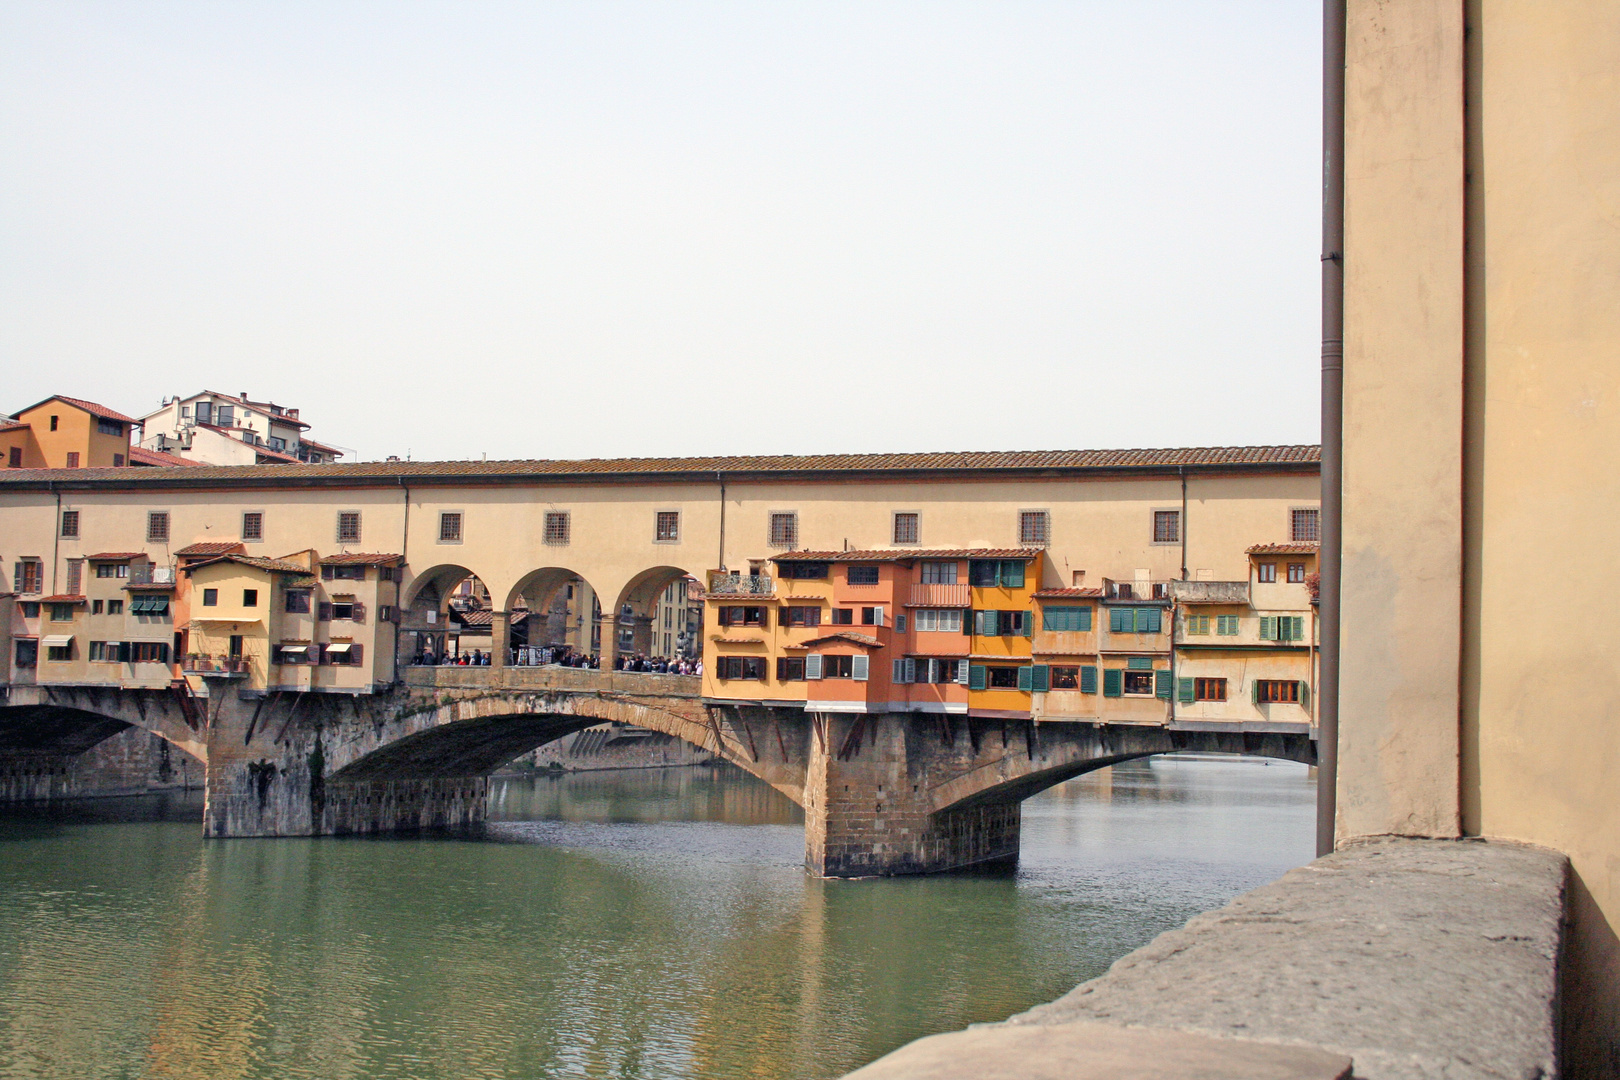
0, 1, 1320, 463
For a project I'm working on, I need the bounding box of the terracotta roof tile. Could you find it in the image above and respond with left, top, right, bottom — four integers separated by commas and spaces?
41, 594, 86, 603
129, 446, 202, 467
0, 419, 27, 432
321, 552, 403, 565
0, 445, 1319, 487
774, 548, 1038, 563
13, 395, 137, 425
1247, 542, 1321, 555
86, 551, 145, 561
175, 541, 246, 556
797, 631, 884, 648
182, 554, 311, 575
1033, 588, 1104, 599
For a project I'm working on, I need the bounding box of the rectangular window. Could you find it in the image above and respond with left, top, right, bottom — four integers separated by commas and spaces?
892, 512, 919, 545
847, 566, 880, 585
1291, 508, 1321, 542
92, 600, 104, 614
1287, 562, 1306, 583
914, 609, 963, 633
50, 603, 75, 621
194, 402, 211, 424
969, 560, 1001, 587
1018, 510, 1050, 547
779, 561, 827, 580
13, 560, 42, 595
785, 606, 822, 627
1257, 563, 1277, 583
107, 599, 122, 615
1256, 679, 1301, 704
543, 511, 570, 546
89, 641, 112, 662
97, 419, 123, 436
1122, 670, 1155, 696
147, 511, 170, 542
655, 511, 680, 542
321, 564, 367, 581
215, 405, 234, 427
1051, 665, 1080, 690
823, 655, 854, 679
1217, 614, 1240, 635
202, 589, 218, 607
7, 447, 20, 468
337, 511, 362, 544
920, 561, 957, 585
20, 602, 39, 618
242, 589, 258, 607
439, 512, 463, 543
66, 452, 80, 468
1153, 510, 1181, 544
47, 644, 72, 662
242, 512, 263, 542
66, 559, 82, 595
859, 606, 885, 626
987, 666, 1021, 689
60, 510, 80, 538
717, 606, 767, 628
130, 642, 168, 664
768, 512, 798, 548
1108, 607, 1163, 634
1186, 614, 1210, 635
829, 608, 854, 625
113, 453, 125, 467
1042, 606, 1093, 632
776, 657, 806, 681
1195, 677, 1228, 702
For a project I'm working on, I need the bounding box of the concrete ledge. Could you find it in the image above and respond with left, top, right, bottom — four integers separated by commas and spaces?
846, 839, 1566, 1080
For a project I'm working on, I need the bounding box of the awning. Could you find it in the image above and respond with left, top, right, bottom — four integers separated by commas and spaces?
324, 643, 353, 655
41, 635, 73, 648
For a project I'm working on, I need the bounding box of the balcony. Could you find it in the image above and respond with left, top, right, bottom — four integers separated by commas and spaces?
706, 572, 775, 596
1170, 580, 1250, 605
1103, 579, 1174, 601
181, 655, 251, 676
127, 564, 177, 588
908, 583, 971, 607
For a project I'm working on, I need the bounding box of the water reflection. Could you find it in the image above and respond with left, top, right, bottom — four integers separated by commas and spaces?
0, 756, 1312, 1080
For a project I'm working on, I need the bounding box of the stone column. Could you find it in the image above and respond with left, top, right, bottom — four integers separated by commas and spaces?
630, 614, 655, 656
489, 610, 510, 668
802, 712, 1021, 877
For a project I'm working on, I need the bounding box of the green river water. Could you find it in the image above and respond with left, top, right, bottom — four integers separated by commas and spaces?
0, 756, 1313, 1080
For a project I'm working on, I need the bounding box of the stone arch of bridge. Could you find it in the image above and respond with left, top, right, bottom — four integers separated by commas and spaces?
606, 564, 704, 661
401, 562, 483, 614
325, 690, 805, 807
503, 566, 605, 654
925, 728, 1316, 816
0, 687, 210, 770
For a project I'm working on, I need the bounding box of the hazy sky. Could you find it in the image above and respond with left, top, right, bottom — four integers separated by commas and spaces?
1, 2, 1320, 463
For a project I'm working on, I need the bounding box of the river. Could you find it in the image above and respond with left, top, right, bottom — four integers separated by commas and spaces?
0, 755, 1313, 1080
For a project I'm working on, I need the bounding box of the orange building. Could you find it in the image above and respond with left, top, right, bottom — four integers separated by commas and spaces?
6, 395, 136, 469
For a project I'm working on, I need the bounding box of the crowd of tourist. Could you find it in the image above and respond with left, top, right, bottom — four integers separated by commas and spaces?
413, 644, 698, 676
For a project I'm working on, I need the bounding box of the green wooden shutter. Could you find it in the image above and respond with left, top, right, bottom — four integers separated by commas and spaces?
1155, 670, 1172, 699
969, 664, 987, 690
1000, 561, 1025, 588
1017, 666, 1033, 691
1080, 665, 1098, 693
1109, 607, 1129, 633
1103, 668, 1123, 697
1141, 608, 1162, 634
1251, 679, 1260, 704
1079, 606, 1092, 631
1127, 657, 1153, 670
1290, 616, 1304, 642
1022, 611, 1033, 638
1042, 606, 1056, 632
1030, 664, 1049, 691
1259, 616, 1277, 641
1300, 681, 1311, 709
1178, 677, 1195, 704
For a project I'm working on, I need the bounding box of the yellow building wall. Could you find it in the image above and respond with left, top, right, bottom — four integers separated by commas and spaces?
13, 403, 130, 469
186, 563, 272, 688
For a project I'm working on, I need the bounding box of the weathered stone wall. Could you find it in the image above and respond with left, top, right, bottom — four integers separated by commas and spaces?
503, 724, 719, 772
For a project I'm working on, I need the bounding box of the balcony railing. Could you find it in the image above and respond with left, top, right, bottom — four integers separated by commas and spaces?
128, 564, 176, 587
706, 572, 775, 596
1169, 580, 1250, 605
908, 583, 971, 607
1103, 579, 1174, 601
181, 655, 251, 676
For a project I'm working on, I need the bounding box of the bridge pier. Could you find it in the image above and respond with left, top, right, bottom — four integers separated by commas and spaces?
803, 712, 1023, 877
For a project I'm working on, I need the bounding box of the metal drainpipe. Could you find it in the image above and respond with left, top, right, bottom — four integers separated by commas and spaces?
1318, 0, 1347, 858
50, 483, 61, 594
716, 471, 727, 572
397, 477, 410, 681
1179, 466, 1189, 580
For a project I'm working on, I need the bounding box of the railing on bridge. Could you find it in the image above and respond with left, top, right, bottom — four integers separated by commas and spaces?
705, 572, 774, 596
1103, 579, 1173, 601
404, 664, 700, 698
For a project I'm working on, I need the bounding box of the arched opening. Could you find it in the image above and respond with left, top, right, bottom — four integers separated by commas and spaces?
504, 567, 605, 665
401, 563, 494, 667
608, 565, 704, 669
0, 703, 208, 799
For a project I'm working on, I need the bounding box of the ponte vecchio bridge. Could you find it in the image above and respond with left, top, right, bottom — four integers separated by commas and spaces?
0, 446, 1318, 874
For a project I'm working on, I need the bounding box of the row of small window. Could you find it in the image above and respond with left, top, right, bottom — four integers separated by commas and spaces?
32, 599, 164, 621
1257, 562, 1310, 584
274, 643, 366, 666
22, 450, 129, 469
1183, 614, 1306, 641
779, 559, 1029, 587
717, 655, 971, 682
86, 642, 170, 664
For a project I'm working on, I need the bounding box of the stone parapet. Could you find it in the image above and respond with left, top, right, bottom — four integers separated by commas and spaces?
845, 839, 1566, 1079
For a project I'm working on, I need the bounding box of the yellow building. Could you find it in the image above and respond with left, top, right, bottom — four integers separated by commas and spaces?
7, 396, 135, 469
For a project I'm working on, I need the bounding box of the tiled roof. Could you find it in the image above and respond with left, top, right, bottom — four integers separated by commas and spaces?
41, 594, 86, 603
1033, 588, 1104, 599
175, 541, 245, 556
774, 548, 1039, 563
129, 446, 202, 467
322, 552, 403, 565
0, 419, 27, 432
255, 447, 303, 464
182, 554, 311, 575
709, 636, 766, 645
12, 395, 138, 425
1247, 542, 1321, 555
298, 437, 342, 454
0, 445, 1320, 488
798, 632, 884, 648
86, 551, 144, 561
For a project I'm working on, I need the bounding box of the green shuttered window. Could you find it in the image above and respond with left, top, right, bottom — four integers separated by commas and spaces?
1178, 677, 1195, 704
1103, 668, 1123, 697
1080, 665, 1098, 694
1155, 670, 1172, 699
969, 664, 987, 691
1029, 664, 1049, 691
1042, 606, 1092, 632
